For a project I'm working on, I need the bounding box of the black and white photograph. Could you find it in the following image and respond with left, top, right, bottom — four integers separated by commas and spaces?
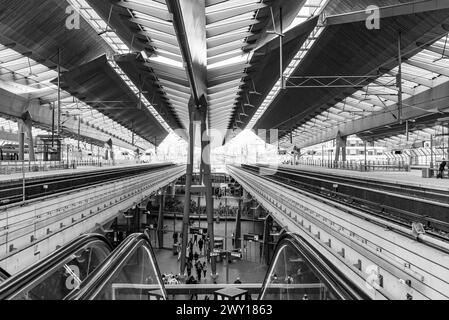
0, 0, 448, 308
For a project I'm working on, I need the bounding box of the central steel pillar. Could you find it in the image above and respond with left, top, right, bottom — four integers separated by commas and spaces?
180, 106, 196, 276
199, 105, 217, 278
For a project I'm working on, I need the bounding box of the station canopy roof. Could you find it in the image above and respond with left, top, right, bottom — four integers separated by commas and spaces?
244, 0, 449, 150
1, 0, 449, 151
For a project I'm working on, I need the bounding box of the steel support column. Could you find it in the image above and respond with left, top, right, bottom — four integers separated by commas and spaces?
341, 136, 347, 162
334, 132, 347, 162
263, 215, 273, 265
200, 106, 217, 278
180, 106, 196, 276
397, 32, 403, 124
364, 140, 368, 171
157, 188, 166, 249
234, 198, 242, 250
21, 113, 35, 162
18, 112, 35, 161
17, 123, 25, 161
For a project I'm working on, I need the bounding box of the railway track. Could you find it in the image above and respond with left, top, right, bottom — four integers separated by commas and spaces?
0, 163, 175, 206
241, 164, 449, 240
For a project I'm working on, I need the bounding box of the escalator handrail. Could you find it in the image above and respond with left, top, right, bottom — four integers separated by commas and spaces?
0, 233, 112, 299
65, 232, 166, 300
259, 233, 371, 300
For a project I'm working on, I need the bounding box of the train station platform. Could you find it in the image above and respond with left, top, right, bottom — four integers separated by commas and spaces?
280, 164, 449, 192
0, 162, 167, 184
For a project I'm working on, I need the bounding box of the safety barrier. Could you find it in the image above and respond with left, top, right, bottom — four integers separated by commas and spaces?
0, 165, 185, 273
291, 160, 409, 172
228, 165, 449, 300
0, 160, 166, 175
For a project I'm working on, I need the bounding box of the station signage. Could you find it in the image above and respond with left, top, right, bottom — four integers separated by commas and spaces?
190, 227, 207, 235
231, 251, 242, 259
243, 233, 261, 241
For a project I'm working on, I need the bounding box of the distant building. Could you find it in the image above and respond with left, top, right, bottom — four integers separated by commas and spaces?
302, 136, 387, 162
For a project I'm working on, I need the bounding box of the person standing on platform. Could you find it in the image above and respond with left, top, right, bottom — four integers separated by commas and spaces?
193, 233, 198, 245
189, 249, 194, 262
173, 232, 178, 245
438, 158, 447, 179
189, 238, 194, 253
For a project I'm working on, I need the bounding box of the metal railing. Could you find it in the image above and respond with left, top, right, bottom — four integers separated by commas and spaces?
0, 160, 163, 175
290, 159, 410, 172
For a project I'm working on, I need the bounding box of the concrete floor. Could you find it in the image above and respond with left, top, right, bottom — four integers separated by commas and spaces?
152, 220, 269, 285
154, 247, 268, 285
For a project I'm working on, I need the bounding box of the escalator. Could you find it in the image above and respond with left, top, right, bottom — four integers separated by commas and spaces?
0, 234, 113, 300
0, 232, 369, 300
65, 233, 166, 300
259, 233, 370, 300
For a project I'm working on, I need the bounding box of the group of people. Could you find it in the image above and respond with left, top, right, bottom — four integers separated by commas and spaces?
183, 234, 210, 283
161, 273, 180, 285
216, 202, 238, 217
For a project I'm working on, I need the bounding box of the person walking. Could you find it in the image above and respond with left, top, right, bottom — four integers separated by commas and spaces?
189, 249, 194, 262
194, 251, 199, 262
193, 233, 198, 245
202, 261, 207, 279
438, 158, 447, 179
189, 238, 194, 253
198, 237, 204, 254
186, 259, 192, 277
196, 261, 203, 282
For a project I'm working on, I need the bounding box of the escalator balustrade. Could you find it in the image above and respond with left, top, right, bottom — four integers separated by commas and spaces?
259, 233, 370, 300
0, 234, 112, 300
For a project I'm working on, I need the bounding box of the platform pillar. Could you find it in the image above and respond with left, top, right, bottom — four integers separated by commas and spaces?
341, 136, 347, 162
157, 188, 166, 249
234, 198, 242, 249
18, 122, 25, 161
180, 101, 196, 276
23, 114, 36, 162
334, 139, 340, 163
334, 132, 347, 163
263, 215, 273, 265
200, 106, 217, 278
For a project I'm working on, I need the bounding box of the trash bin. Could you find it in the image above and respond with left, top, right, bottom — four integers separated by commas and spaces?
422, 168, 431, 178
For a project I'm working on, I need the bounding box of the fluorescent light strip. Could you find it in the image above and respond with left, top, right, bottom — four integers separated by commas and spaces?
246, 0, 330, 130
67, 0, 172, 135
107, 59, 172, 133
